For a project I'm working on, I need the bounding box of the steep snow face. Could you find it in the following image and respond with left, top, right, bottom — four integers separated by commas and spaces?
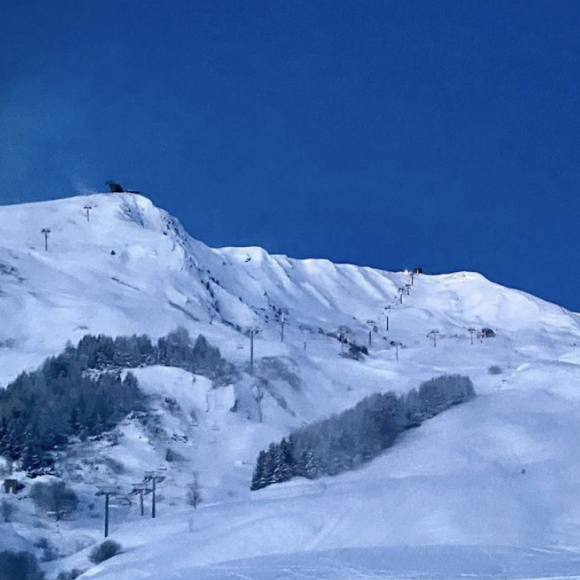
2, 193, 580, 579
0, 193, 226, 382
0, 192, 577, 383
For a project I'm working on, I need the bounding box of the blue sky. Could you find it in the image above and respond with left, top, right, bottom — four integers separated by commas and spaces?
1, 1, 579, 309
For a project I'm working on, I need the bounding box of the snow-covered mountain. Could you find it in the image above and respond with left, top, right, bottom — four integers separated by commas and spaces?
1, 192, 580, 579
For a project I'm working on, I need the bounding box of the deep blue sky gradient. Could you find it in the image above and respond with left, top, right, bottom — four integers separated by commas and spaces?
1, 1, 579, 309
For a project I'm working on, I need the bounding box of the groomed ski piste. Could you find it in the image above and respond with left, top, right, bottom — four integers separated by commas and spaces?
1, 192, 580, 579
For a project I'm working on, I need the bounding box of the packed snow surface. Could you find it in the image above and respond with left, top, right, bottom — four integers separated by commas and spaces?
1, 193, 580, 579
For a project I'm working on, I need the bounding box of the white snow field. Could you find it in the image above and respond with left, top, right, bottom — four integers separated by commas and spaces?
1, 192, 580, 579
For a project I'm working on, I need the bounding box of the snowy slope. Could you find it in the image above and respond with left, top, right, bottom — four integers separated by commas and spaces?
1, 192, 576, 385
85, 546, 580, 580
1, 192, 580, 579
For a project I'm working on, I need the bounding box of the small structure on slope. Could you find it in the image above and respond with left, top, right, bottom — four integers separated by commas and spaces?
106, 181, 140, 194
3, 478, 24, 494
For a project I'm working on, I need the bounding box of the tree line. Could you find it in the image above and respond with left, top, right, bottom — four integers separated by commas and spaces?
73, 327, 234, 381
251, 375, 475, 490
0, 328, 231, 471
0, 360, 142, 471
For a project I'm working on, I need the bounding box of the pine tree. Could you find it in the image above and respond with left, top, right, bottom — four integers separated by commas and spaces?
271, 438, 295, 483
251, 450, 268, 490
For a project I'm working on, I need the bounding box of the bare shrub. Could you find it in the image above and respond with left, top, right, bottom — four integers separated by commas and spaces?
102, 457, 125, 475
34, 537, 58, 562
186, 474, 202, 509
89, 540, 122, 564
56, 569, 84, 580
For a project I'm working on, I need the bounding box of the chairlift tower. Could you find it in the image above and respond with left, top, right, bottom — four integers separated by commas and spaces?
427, 329, 441, 347
467, 327, 477, 345
144, 471, 166, 519
245, 327, 261, 370
392, 340, 403, 360
41, 228, 51, 251
96, 486, 122, 538
279, 310, 288, 343
130, 483, 151, 517
366, 319, 376, 347
380, 305, 391, 332
398, 287, 405, 304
